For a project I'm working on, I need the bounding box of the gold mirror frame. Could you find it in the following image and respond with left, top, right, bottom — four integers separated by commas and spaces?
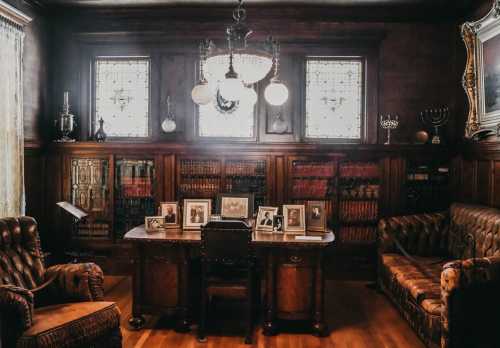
462, 0, 500, 138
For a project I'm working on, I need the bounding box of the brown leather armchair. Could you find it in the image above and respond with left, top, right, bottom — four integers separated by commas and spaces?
0, 217, 122, 348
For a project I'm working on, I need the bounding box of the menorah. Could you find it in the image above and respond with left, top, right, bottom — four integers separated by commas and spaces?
420, 107, 449, 145
380, 114, 399, 145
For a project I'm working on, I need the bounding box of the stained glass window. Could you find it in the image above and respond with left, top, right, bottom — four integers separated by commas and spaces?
305, 58, 364, 139
94, 58, 150, 137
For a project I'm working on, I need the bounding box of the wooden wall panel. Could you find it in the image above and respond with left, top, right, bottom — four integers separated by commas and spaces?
460, 159, 477, 204
493, 161, 500, 208
476, 160, 492, 206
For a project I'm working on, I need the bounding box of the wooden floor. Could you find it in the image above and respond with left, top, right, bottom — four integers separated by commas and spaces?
104, 277, 425, 348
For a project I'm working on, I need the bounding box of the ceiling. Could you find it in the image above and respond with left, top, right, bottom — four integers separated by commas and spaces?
34, 0, 473, 8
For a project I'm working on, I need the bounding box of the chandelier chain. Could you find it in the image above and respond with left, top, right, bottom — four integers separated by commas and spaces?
233, 0, 246, 22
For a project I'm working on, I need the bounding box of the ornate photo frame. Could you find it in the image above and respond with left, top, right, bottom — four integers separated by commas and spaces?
462, 0, 500, 137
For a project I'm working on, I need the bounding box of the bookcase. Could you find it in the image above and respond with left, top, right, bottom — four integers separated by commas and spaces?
70, 157, 111, 240
176, 156, 269, 214
337, 161, 381, 244
405, 159, 450, 214
287, 157, 338, 224
114, 159, 156, 239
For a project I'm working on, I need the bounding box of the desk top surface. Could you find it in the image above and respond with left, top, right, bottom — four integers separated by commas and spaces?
124, 225, 335, 248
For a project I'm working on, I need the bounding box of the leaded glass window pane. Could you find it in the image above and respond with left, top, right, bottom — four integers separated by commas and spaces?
94, 58, 150, 137
305, 58, 363, 139
198, 97, 255, 138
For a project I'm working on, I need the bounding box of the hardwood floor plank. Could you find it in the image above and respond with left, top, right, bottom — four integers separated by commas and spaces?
105, 278, 425, 348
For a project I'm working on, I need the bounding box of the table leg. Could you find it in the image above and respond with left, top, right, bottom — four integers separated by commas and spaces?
312, 250, 328, 337
175, 245, 190, 333
263, 250, 277, 336
130, 244, 146, 330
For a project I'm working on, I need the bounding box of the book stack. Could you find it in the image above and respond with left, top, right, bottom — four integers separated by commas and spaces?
338, 226, 377, 243
122, 176, 152, 198
292, 178, 329, 198
77, 222, 110, 238
339, 200, 378, 222
180, 159, 220, 176
340, 162, 379, 178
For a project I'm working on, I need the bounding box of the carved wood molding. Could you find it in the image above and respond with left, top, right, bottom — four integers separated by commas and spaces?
0, 0, 32, 26
462, 22, 479, 139
462, 0, 500, 139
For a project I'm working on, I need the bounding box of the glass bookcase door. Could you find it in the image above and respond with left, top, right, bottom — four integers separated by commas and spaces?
114, 159, 156, 239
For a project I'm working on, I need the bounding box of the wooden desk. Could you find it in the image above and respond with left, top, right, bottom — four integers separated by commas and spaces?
124, 226, 334, 336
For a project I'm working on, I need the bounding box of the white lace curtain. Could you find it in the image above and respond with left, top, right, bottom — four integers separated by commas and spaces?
0, 19, 25, 217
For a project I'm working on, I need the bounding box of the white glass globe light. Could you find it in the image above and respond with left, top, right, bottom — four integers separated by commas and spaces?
218, 77, 244, 101
241, 87, 257, 106
191, 81, 213, 105
264, 80, 289, 106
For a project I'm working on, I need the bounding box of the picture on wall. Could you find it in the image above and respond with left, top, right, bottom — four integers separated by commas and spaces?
160, 202, 180, 228
283, 204, 306, 234
216, 193, 254, 219
306, 200, 327, 232
256, 206, 278, 232
183, 199, 211, 230
483, 34, 500, 115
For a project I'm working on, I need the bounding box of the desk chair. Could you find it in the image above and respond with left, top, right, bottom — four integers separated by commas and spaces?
198, 220, 256, 344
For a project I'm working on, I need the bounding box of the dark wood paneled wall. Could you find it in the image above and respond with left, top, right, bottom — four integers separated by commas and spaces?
456, 143, 500, 209
46, 8, 464, 145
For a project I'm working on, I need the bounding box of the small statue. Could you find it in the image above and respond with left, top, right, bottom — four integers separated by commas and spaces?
94, 118, 107, 142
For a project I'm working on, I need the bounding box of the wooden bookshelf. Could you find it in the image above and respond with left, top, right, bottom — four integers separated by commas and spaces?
337, 161, 381, 244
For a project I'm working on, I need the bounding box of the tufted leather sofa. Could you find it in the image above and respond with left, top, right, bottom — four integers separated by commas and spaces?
378, 203, 500, 348
0, 217, 122, 348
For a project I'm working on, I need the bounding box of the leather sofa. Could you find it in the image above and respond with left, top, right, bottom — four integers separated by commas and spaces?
378, 203, 500, 348
0, 217, 122, 348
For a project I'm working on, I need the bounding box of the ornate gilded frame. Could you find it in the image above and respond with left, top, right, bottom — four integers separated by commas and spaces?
462, 0, 500, 138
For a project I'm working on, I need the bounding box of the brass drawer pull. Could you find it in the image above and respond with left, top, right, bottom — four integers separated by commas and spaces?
290, 255, 302, 263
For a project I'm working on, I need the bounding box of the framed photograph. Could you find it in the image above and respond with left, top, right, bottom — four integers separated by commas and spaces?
160, 202, 179, 228
273, 215, 284, 233
462, 2, 500, 137
283, 205, 306, 234
145, 216, 165, 232
183, 199, 211, 230
306, 201, 326, 232
216, 193, 254, 219
256, 206, 278, 232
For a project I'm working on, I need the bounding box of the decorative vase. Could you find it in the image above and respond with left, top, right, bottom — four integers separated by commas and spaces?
94, 118, 107, 142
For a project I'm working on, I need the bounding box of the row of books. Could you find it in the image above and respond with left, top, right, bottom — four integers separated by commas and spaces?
339, 163, 380, 178
225, 161, 266, 176
292, 161, 335, 177
339, 201, 378, 221
178, 178, 221, 195
76, 222, 110, 238
338, 226, 377, 243
120, 177, 152, 198
340, 184, 380, 200
179, 160, 221, 176
291, 179, 330, 198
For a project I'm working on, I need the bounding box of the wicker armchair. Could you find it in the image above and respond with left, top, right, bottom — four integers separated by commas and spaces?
0, 217, 122, 348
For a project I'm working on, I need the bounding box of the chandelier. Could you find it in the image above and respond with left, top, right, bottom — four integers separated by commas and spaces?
191, 0, 288, 107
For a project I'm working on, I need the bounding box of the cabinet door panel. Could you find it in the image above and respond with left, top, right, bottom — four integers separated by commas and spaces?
143, 259, 178, 307
276, 265, 312, 318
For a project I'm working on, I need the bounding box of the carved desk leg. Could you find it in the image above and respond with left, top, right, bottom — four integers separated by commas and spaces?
263, 250, 277, 336
175, 245, 190, 333
129, 244, 145, 330
312, 250, 328, 337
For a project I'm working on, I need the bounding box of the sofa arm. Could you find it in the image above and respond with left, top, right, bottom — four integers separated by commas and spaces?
378, 212, 448, 255
45, 262, 104, 302
441, 256, 500, 348
0, 285, 34, 346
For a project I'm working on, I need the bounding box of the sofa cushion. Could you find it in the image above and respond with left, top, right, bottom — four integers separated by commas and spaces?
382, 254, 446, 312
17, 301, 121, 348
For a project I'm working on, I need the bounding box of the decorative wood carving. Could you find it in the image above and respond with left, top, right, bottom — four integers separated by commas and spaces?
462, 0, 500, 138
0, 1, 32, 26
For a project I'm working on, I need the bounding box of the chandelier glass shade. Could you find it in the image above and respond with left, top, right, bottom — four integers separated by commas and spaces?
204, 49, 273, 85
192, 0, 288, 107
191, 80, 213, 105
